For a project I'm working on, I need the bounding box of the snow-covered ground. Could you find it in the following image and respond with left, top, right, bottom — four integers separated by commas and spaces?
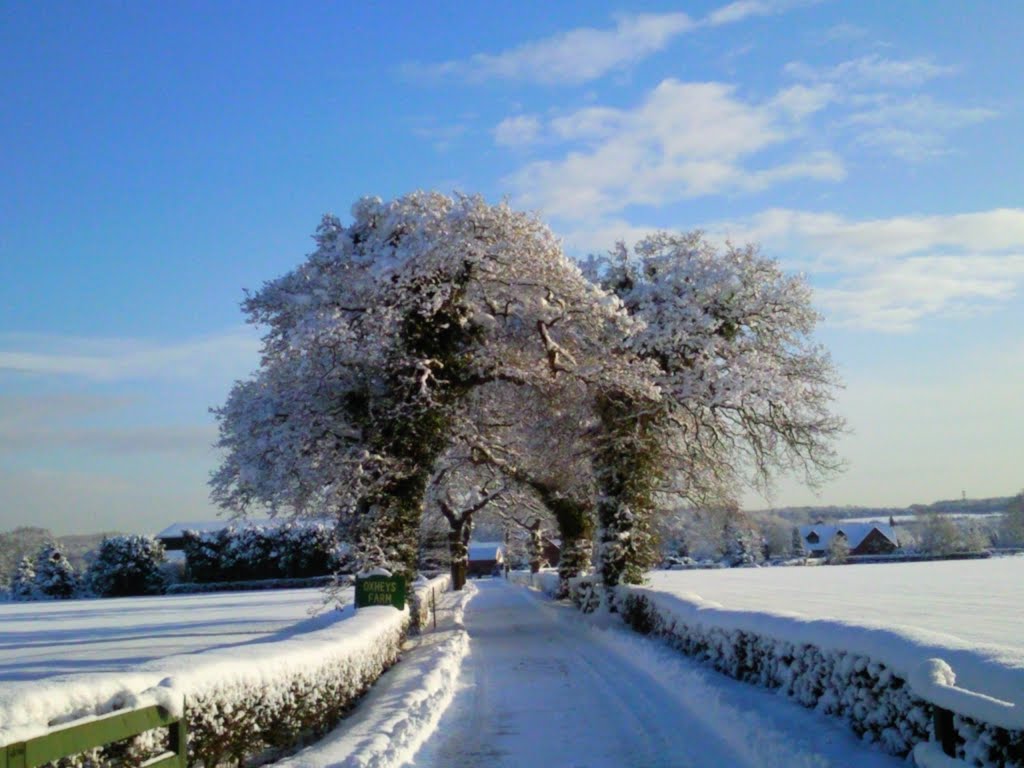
0, 587, 345, 682
404, 579, 902, 768
645, 556, 1023, 651
277, 583, 476, 768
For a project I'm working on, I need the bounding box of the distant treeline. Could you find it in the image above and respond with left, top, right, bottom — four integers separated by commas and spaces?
756, 495, 1014, 524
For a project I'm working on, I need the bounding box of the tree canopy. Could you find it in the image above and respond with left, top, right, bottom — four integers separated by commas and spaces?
211, 192, 844, 589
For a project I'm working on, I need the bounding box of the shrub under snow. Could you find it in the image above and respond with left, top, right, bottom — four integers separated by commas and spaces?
33, 543, 78, 599
88, 535, 168, 598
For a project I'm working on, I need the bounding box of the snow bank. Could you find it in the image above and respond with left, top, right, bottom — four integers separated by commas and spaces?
508, 569, 560, 597
276, 581, 474, 768
593, 581, 1024, 767
0, 577, 451, 766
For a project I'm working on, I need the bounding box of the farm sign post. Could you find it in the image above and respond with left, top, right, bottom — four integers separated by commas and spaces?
355, 574, 406, 610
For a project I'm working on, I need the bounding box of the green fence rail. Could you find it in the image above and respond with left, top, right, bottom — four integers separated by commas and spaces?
0, 702, 187, 768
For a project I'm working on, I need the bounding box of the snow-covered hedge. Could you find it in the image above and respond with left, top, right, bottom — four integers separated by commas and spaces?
182, 522, 346, 583
0, 576, 451, 767
167, 574, 343, 594
578, 582, 1024, 767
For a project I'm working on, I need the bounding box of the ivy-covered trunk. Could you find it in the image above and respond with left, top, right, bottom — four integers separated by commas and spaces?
594, 390, 662, 589
353, 262, 482, 586
528, 520, 544, 574
549, 496, 594, 598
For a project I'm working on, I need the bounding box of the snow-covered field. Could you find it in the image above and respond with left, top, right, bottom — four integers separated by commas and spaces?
646, 556, 1024, 651
0, 587, 346, 682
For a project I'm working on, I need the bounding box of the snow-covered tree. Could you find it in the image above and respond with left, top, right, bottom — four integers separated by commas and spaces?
827, 533, 850, 564
211, 194, 625, 582
88, 535, 167, 597
999, 491, 1024, 546
586, 232, 844, 585
34, 543, 78, 599
791, 527, 808, 560
211, 194, 844, 593
914, 512, 987, 556
9, 556, 36, 600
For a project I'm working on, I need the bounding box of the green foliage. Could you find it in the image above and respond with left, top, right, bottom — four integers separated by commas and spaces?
88, 535, 168, 597
594, 390, 664, 586
33, 542, 78, 599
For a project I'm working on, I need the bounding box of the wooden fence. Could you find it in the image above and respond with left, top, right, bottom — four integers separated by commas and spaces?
0, 703, 186, 768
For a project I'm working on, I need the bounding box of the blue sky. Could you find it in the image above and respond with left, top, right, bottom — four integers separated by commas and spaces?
2, 1, 1022, 534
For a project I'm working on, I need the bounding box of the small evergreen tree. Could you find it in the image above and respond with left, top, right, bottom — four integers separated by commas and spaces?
34, 543, 78, 599
9, 556, 36, 600
88, 535, 168, 597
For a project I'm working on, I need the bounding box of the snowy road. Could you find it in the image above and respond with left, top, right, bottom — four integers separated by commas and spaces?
406, 579, 901, 768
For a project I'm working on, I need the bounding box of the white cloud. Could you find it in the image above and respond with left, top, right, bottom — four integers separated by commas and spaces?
494, 114, 542, 147
705, 1, 775, 26
559, 208, 1024, 332
704, 0, 818, 27
780, 55, 993, 160
720, 208, 1024, 331
504, 79, 843, 220
845, 95, 996, 160
770, 83, 837, 120
421, 13, 694, 85
785, 54, 955, 89
0, 327, 260, 383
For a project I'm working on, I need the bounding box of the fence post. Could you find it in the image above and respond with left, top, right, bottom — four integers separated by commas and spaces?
934, 706, 957, 757
170, 701, 188, 767
431, 588, 437, 630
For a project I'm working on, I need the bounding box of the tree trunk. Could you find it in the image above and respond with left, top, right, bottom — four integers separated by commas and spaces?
448, 522, 468, 590
594, 390, 661, 589
529, 520, 544, 574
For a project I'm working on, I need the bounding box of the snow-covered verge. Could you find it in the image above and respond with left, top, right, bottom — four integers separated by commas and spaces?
508, 569, 560, 597
0, 587, 341, 682
276, 582, 474, 768
571, 578, 1024, 767
0, 576, 451, 767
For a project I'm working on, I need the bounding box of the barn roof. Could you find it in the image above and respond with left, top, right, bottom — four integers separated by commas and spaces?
468, 541, 504, 561
799, 522, 897, 550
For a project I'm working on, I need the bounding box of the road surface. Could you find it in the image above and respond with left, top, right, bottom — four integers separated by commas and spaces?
407, 579, 901, 768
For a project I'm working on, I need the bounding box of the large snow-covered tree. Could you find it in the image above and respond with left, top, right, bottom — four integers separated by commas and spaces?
211, 193, 623, 581
586, 232, 844, 586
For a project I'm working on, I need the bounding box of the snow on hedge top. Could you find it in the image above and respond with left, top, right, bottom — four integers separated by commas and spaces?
637, 559, 1024, 729
0, 597, 403, 745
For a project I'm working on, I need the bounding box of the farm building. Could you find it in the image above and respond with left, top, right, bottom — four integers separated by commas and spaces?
468, 541, 505, 577
799, 522, 899, 557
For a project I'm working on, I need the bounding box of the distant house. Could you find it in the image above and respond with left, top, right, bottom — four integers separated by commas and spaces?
541, 537, 561, 568
799, 523, 898, 557
467, 541, 505, 577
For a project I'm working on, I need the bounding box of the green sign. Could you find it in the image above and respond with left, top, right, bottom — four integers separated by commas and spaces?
355, 574, 406, 610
